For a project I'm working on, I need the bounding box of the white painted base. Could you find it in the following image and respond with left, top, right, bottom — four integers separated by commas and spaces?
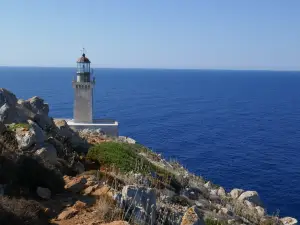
64, 118, 119, 137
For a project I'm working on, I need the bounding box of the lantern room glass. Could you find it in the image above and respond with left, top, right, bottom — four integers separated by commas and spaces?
77, 62, 90, 73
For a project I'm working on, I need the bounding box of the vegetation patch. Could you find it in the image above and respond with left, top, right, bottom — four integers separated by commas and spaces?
8, 123, 31, 131
87, 142, 173, 179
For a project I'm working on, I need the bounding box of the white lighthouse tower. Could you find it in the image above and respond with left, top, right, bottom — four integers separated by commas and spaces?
72, 49, 95, 123
65, 49, 119, 136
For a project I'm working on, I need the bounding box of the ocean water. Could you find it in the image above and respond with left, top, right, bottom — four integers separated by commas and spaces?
1, 67, 300, 219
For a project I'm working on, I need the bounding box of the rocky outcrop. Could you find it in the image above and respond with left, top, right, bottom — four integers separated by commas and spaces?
238, 191, 262, 207
34, 143, 57, 164
281, 217, 298, 225
230, 188, 244, 199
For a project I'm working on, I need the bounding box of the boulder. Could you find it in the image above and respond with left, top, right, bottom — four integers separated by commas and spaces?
64, 176, 87, 193
53, 119, 88, 152
217, 187, 226, 197
118, 136, 136, 144
0, 88, 18, 106
15, 126, 36, 150
33, 113, 54, 131
35, 143, 57, 164
0, 89, 26, 124
180, 206, 205, 225
36, 187, 51, 199
122, 185, 156, 215
230, 188, 244, 199
28, 120, 46, 144
280, 217, 298, 225
238, 191, 262, 207
25, 96, 49, 115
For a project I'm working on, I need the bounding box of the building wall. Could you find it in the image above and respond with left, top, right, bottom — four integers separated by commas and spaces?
73, 84, 93, 123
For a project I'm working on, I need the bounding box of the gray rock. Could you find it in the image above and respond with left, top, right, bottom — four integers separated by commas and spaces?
73, 161, 85, 174
255, 206, 265, 217
15, 126, 36, 150
218, 207, 233, 216
204, 181, 212, 189
118, 136, 136, 144
25, 96, 49, 115
36, 187, 51, 199
122, 185, 156, 215
28, 120, 46, 144
35, 143, 57, 164
217, 187, 226, 197
0, 88, 18, 109
34, 113, 54, 130
180, 206, 205, 225
280, 217, 298, 225
230, 188, 244, 199
238, 191, 262, 207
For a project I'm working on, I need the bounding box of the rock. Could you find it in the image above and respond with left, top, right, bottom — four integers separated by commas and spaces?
92, 185, 113, 198
180, 206, 205, 225
238, 191, 262, 207
204, 181, 212, 189
64, 176, 87, 193
15, 126, 36, 150
122, 185, 156, 215
100, 221, 129, 225
281, 217, 298, 225
195, 199, 210, 209
73, 161, 85, 174
34, 143, 57, 164
217, 187, 226, 197
218, 207, 233, 216
0, 88, 18, 106
0, 122, 6, 134
25, 96, 49, 115
83, 184, 99, 195
36, 187, 51, 199
28, 120, 46, 144
54, 119, 88, 152
255, 206, 265, 217
230, 188, 244, 199
33, 113, 54, 130
118, 136, 136, 144
73, 200, 87, 211
57, 207, 78, 220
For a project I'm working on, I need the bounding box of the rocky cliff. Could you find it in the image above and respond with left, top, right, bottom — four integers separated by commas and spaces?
0, 88, 297, 225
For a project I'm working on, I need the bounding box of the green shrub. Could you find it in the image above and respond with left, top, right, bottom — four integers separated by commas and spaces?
87, 142, 171, 177
0, 196, 49, 225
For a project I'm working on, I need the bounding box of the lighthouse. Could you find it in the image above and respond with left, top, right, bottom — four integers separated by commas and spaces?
72, 49, 95, 123
65, 49, 119, 136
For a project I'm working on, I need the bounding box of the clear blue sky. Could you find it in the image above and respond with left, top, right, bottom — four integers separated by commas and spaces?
0, 0, 300, 70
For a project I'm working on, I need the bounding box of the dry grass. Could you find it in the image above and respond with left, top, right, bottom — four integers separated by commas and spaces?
96, 194, 124, 223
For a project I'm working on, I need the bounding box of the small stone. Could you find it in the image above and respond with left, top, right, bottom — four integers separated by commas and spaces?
204, 181, 212, 189
64, 176, 87, 193
73, 200, 87, 211
238, 191, 262, 207
36, 187, 51, 199
57, 207, 79, 220
83, 184, 99, 195
217, 187, 226, 197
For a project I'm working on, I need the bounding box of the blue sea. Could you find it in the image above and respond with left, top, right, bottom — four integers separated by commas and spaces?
1, 67, 300, 219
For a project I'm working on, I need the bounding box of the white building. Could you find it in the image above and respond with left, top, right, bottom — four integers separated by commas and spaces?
65, 49, 119, 136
